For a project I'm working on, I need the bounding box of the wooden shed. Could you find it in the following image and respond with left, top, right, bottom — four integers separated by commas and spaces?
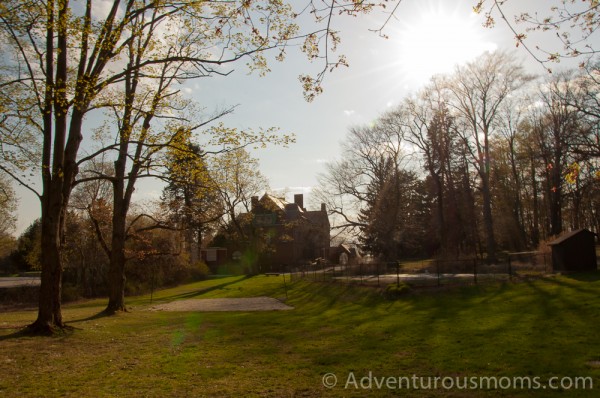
548, 229, 598, 272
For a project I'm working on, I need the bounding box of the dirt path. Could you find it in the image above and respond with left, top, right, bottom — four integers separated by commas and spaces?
149, 296, 293, 312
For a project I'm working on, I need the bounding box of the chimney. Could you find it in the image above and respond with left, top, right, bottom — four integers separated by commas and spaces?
251, 196, 259, 211
294, 194, 304, 210
321, 203, 326, 213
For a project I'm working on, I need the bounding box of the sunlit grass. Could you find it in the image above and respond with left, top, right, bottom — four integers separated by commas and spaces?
1, 274, 599, 397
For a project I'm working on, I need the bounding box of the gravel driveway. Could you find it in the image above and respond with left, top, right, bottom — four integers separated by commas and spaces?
149, 296, 293, 312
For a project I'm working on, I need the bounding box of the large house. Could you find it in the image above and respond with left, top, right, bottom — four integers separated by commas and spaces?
207, 193, 330, 272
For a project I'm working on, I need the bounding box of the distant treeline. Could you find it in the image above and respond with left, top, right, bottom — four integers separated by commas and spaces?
315, 51, 600, 261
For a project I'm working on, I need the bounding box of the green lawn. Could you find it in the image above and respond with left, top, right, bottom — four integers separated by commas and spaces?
0, 274, 599, 397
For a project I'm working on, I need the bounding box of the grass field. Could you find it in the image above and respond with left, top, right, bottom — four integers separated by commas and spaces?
1, 274, 599, 397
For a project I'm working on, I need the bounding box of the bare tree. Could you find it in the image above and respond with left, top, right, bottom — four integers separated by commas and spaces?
314, 116, 415, 254
559, 62, 600, 158
528, 71, 584, 235
395, 82, 460, 256
443, 51, 534, 262
493, 96, 529, 249
315, 123, 403, 236
210, 148, 270, 239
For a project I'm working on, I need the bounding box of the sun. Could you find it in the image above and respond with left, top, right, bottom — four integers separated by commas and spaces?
395, 3, 498, 85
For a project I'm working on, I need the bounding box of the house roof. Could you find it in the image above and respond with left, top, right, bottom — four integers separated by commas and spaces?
261, 194, 287, 211
548, 228, 598, 246
305, 209, 328, 224
256, 193, 328, 225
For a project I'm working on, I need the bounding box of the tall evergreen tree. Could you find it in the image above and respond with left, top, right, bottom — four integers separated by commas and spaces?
162, 142, 222, 262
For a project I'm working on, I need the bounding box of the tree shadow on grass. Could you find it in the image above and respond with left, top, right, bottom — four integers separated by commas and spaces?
68, 310, 114, 324
0, 327, 31, 341
559, 271, 600, 282
0, 324, 77, 340
68, 276, 254, 322
540, 272, 600, 295
0, 276, 259, 339
150, 275, 252, 302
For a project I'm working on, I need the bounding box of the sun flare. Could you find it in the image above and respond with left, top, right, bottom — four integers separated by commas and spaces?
396, 4, 497, 85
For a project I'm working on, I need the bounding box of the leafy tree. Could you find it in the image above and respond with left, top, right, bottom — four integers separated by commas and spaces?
0, 174, 17, 237
14, 219, 42, 272
358, 162, 429, 260
161, 141, 222, 262
357, 157, 399, 259
0, 0, 395, 331
205, 150, 274, 273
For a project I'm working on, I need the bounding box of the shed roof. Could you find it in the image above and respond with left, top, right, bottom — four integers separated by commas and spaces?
548, 228, 597, 246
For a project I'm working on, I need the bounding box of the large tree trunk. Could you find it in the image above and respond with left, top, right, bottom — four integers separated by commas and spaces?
105, 239, 127, 313
105, 198, 128, 313
105, 163, 129, 314
29, 201, 65, 334
104, 116, 141, 314
28, 0, 70, 334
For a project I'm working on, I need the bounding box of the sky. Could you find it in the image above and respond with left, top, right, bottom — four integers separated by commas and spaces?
11, 0, 599, 234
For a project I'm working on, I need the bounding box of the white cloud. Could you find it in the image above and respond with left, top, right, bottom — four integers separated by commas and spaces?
272, 186, 313, 194
343, 110, 355, 116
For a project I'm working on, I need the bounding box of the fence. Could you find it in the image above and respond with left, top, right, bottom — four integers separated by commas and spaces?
288, 251, 552, 288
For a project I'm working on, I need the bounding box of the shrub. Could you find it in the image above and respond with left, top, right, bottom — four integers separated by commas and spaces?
190, 261, 211, 281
